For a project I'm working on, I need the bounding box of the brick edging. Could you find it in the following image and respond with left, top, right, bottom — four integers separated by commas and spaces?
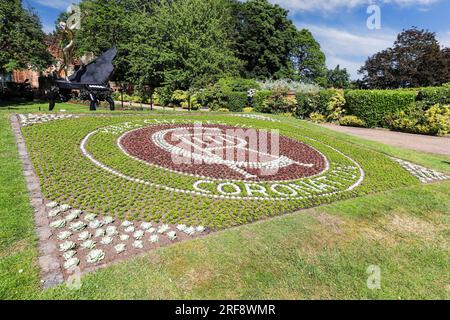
10, 114, 64, 288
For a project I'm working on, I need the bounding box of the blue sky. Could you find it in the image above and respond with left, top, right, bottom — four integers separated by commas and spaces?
26, 0, 450, 79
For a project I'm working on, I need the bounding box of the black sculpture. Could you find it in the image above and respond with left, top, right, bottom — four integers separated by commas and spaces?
47, 47, 117, 111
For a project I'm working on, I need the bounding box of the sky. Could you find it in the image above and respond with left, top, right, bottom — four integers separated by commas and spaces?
25, 0, 450, 79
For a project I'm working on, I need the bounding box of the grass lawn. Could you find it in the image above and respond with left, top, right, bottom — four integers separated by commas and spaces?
0, 101, 449, 299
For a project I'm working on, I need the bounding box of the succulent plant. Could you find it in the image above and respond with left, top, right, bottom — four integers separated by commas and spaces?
78, 231, 92, 241
101, 236, 113, 245
125, 226, 135, 233
86, 249, 105, 264
158, 224, 170, 234
196, 226, 206, 233
89, 220, 103, 229
81, 240, 96, 249
167, 231, 177, 241
57, 231, 72, 240
149, 235, 159, 243
69, 221, 87, 231
115, 243, 126, 253
50, 219, 66, 229
59, 241, 76, 252
177, 224, 187, 231
48, 208, 62, 218
46, 201, 58, 209
64, 257, 80, 270
95, 228, 106, 238
184, 227, 196, 236
106, 226, 118, 236
60, 204, 72, 212
65, 211, 81, 222
133, 230, 145, 240
120, 234, 130, 241
84, 213, 98, 222
103, 216, 115, 225
63, 250, 77, 261
141, 222, 152, 230
133, 240, 144, 249
146, 227, 156, 234
121, 220, 133, 227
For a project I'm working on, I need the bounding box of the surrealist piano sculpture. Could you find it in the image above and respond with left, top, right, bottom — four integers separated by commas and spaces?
47, 47, 117, 111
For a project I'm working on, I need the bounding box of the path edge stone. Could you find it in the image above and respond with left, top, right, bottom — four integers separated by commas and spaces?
10, 114, 64, 288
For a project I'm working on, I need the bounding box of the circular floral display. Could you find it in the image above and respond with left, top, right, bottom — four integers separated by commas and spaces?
81, 120, 364, 201
119, 124, 328, 182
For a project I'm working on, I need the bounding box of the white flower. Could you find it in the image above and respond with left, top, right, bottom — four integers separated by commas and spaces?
101, 236, 113, 245
103, 216, 115, 225
106, 226, 118, 236
84, 213, 98, 222
158, 224, 170, 234
95, 229, 106, 238
196, 226, 206, 233
125, 226, 135, 233
146, 227, 156, 234
133, 240, 144, 249
120, 234, 130, 241
121, 220, 133, 227
133, 230, 145, 240
141, 222, 152, 230
78, 231, 91, 241
89, 220, 103, 229
81, 240, 96, 249
64, 257, 80, 270
57, 231, 72, 240
167, 231, 177, 241
115, 244, 126, 254
50, 219, 66, 229
177, 224, 187, 231
46, 201, 58, 208
69, 221, 86, 231
48, 208, 62, 217
149, 235, 159, 243
184, 227, 196, 236
59, 241, 76, 252
63, 250, 76, 261
86, 249, 105, 264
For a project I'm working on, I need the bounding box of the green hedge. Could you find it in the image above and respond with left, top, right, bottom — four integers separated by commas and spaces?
295, 89, 338, 119
417, 87, 450, 106
344, 90, 417, 128
227, 92, 248, 112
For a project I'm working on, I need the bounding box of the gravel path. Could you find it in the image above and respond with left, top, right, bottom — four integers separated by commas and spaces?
321, 124, 450, 157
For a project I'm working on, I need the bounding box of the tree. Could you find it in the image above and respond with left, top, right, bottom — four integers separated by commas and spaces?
359, 28, 450, 88
0, 0, 52, 72
326, 65, 350, 88
233, 0, 297, 79
127, 0, 241, 109
290, 29, 327, 85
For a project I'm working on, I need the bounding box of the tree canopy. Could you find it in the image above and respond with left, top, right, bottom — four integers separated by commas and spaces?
359, 28, 450, 88
0, 0, 52, 72
326, 65, 351, 89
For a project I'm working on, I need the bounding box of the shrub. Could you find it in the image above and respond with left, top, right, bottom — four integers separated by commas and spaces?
253, 90, 272, 112
227, 92, 248, 112
339, 116, 366, 127
386, 104, 450, 136
345, 90, 417, 127
217, 108, 230, 112
326, 90, 346, 122
260, 88, 295, 114
258, 79, 320, 93
243, 107, 254, 113
295, 92, 319, 119
309, 112, 326, 123
217, 77, 260, 92
417, 86, 450, 107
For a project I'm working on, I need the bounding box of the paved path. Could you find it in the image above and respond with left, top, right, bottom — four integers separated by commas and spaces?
321, 124, 450, 157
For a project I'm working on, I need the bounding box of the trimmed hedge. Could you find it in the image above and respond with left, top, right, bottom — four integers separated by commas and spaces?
253, 90, 272, 112
227, 92, 248, 112
417, 87, 450, 106
344, 90, 417, 128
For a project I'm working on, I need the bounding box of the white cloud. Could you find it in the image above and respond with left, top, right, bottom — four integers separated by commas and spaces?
271, 0, 440, 13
